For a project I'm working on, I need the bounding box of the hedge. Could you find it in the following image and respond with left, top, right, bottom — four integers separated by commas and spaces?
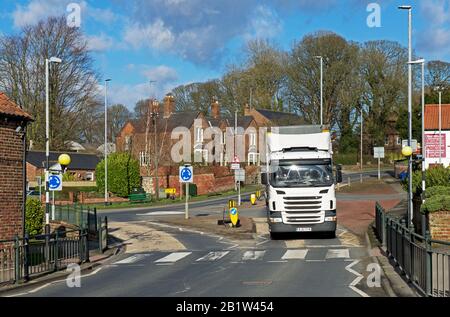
425, 186, 450, 198
403, 166, 450, 194
96, 152, 141, 197
25, 198, 44, 236
421, 194, 450, 213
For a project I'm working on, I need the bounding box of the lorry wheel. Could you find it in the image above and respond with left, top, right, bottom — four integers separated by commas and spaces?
325, 231, 336, 239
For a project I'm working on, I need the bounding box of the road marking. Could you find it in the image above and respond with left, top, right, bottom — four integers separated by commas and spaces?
196, 251, 230, 262
285, 240, 306, 248
325, 249, 350, 259
155, 252, 192, 263
137, 211, 184, 216
114, 254, 147, 264
242, 250, 266, 261
281, 249, 308, 260
268, 260, 288, 263
345, 260, 370, 298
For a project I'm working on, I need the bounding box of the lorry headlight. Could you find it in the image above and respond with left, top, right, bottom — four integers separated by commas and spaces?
325, 216, 337, 222
269, 217, 283, 223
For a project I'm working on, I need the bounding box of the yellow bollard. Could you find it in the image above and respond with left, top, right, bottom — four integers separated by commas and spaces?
255, 190, 261, 200
250, 194, 257, 205
228, 200, 236, 209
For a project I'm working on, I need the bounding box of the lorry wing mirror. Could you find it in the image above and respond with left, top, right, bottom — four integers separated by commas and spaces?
261, 173, 268, 185
336, 165, 343, 183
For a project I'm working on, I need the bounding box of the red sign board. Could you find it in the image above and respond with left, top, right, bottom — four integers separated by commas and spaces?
233, 155, 240, 164
425, 134, 446, 158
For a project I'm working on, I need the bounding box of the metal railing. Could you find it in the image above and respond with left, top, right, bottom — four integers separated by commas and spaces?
375, 202, 450, 297
1, 204, 109, 286
0, 229, 89, 285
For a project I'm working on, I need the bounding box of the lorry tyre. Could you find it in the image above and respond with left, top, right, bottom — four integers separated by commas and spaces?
270, 232, 280, 240
325, 231, 336, 239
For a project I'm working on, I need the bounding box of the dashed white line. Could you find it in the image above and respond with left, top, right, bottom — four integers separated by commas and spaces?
155, 252, 192, 263
242, 250, 266, 261
326, 249, 350, 259
282, 249, 308, 260
196, 251, 230, 262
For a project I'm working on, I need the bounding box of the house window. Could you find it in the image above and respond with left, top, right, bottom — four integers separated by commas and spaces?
195, 128, 203, 143
139, 151, 150, 167
385, 136, 389, 146
396, 137, 401, 145
249, 133, 256, 147
248, 152, 260, 166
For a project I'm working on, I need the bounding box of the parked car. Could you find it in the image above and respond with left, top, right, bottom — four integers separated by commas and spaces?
399, 170, 408, 181
27, 190, 40, 197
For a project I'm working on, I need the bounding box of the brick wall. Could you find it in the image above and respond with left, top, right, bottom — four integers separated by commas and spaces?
0, 120, 25, 241
429, 211, 450, 242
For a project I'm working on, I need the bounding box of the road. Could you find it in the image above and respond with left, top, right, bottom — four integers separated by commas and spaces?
4, 191, 390, 297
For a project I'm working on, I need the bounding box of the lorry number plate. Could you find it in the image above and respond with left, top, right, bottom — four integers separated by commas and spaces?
296, 227, 312, 232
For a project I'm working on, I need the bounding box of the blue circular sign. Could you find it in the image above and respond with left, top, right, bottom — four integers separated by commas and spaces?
230, 207, 237, 215
180, 167, 192, 182
48, 175, 61, 189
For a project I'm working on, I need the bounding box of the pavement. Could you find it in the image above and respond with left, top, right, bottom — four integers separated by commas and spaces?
0, 175, 418, 297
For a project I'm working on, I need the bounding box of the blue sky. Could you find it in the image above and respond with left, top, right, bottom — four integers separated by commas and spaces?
1, 0, 449, 110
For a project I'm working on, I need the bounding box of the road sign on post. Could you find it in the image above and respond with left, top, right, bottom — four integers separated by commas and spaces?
48, 174, 62, 191
373, 147, 385, 180
402, 139, 418, 152
179, 165, 193, 219
234, 169, 245, 206
229, 207, 239, 227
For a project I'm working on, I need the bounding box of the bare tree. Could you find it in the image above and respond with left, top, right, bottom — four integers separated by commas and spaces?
0, 16, 100, 150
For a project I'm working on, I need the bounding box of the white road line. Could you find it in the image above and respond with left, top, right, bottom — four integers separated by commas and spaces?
155, 252, 192, 263
196, 251, 230, 262
137, 211, 184, 216
345, 260, 370, 298
114, 254, 147, 264
281, 249, 308, 260
325, 249, 350, 259
268, 260, 288, 263
242, 250, 266, 261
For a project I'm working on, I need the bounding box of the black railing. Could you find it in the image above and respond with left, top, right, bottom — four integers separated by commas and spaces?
374, 202, 449, 297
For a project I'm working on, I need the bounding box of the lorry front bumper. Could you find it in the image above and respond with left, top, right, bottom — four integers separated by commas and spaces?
268, 210, 337, 233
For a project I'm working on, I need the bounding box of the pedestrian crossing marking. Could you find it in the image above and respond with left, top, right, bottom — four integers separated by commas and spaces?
155, 252, 192, 263
282, 249, 308, 260
325, 249, 350, 259
114, 254, 147, 264
196, 251, 230, 262
242, 250, 266, 261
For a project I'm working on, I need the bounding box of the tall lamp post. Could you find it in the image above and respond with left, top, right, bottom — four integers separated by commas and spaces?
151, 100, 160, 200
315, 56, 324, 126
45, 56, 62, 234
399, 4, 413, 228
409, 59, 426, 233
436, 88, 443, 165
104, 79, 111, 205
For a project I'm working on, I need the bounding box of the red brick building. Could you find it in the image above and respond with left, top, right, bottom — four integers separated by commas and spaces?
0, 92, 32, 241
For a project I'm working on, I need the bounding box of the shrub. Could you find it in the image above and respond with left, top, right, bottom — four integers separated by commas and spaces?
25, 198, 44, 236
402, 166, 450, 194
425, 186, 450, 198
62, 172, 76, 181
96, 152, 141, 197
421, 195, 450, 213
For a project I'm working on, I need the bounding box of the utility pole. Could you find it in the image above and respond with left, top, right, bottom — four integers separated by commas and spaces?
151, 103, 159, 200
399, 5, 413, 228
104, 79, 111, 206
315, 56, 324, 126
438, 90, 442, 165
360, 107, 363, 173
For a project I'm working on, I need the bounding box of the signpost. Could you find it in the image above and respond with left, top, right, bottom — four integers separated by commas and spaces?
48, 174, 62, 191
373, 147, 385, 180
179, 165, 193, 220
402, 139, 418, 152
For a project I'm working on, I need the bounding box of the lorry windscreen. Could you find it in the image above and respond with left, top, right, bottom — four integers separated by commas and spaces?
270, 160, 333, 188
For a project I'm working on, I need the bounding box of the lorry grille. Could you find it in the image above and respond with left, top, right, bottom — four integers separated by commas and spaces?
283, 196, 322, 213
284, 215, 322, 224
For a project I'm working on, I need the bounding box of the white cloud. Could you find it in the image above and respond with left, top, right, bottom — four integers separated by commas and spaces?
86, 34, 114, 52
123, 19, 175, 50
421, 0, 449, 26
88, 7, 118, 25
418, 0, 450, 57
246, 5, 283, 40
12, 0, 64, 28
142, 65, 178, 83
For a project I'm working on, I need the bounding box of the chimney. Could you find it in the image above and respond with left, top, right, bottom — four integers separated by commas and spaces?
163, 93, 175, 118
211, 99, 220, 119
244, 103, 251, 116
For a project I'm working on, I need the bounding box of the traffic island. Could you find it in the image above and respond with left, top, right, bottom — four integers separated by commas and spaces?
155, 215, 256, 241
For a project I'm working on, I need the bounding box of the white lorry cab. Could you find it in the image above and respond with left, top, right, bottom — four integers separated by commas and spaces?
262, 125, 343, 239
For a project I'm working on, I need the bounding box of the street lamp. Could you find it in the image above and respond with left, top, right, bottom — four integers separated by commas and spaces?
408, 59, 426, 206
104, 79, 111, 205
45, 56, 62, 234
399, 4, 413, 228
315, 56, 324, 126
151, 100, 160, 200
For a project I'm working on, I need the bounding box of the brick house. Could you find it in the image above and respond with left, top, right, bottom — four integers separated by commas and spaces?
0, 92, 33, 241
424, 104, 450, 168
26, 151, 100, 183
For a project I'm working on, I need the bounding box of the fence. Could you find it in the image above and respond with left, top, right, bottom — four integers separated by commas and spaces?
1, 204, 109, 286
374, 202, 449, 297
